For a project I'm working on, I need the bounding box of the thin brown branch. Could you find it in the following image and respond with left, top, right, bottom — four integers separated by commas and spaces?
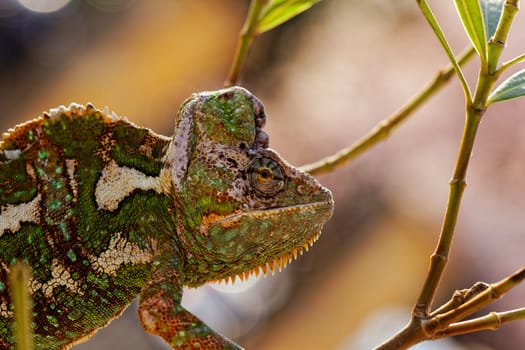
425, 267, 525, 334
376, 267, 525, 349
373, 319, 426, 350
435, 307, 525, 338
412, 0, 520, 321
301, 47, 476, 176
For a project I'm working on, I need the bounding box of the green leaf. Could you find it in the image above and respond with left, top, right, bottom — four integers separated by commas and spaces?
480, 0, 504, 39
256, 0, 322, 34
454, 0, 487, 61
488, 69, 525, 103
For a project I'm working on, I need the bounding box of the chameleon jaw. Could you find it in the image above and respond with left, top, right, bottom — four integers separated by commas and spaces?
204, 201, 331, 284
218, 229, 322, 285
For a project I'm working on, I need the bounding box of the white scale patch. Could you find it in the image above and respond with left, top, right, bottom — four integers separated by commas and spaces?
95, 160, 165, 211
6, 235, 156, 301
30, 259, 83, 298
0, 194, 41, 237
2, 149, 22, 161
47, 105, 68, 119
0, 301, 12, 318
88, 232, 157, 276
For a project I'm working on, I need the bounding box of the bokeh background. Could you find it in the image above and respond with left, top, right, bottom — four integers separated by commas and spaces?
1, 1, 525, 349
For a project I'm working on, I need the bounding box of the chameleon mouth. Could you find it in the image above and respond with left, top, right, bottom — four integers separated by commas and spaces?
206, 201, 332, 230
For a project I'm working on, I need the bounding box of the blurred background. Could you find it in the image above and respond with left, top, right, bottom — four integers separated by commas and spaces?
1, 0, 525, 349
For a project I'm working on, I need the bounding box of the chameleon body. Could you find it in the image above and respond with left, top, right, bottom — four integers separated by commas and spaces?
0, 87, 333, 349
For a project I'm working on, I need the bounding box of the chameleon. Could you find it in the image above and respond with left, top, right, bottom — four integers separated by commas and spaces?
0, 86, 333, 349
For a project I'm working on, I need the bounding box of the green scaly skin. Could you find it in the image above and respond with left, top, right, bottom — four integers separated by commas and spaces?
0, 87, 333, 349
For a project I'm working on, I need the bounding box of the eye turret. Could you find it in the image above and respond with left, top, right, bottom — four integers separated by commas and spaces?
248, 157, 285, 196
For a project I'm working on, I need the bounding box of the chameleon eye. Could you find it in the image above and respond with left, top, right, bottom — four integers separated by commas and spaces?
248, 158, 285, 196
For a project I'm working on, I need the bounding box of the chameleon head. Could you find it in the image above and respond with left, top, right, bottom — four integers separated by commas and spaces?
167, 87, 334, 286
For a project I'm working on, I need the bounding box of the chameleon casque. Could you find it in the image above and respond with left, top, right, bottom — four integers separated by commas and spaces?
0, 87, 333, 349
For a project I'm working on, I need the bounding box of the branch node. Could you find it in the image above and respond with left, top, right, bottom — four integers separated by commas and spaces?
466, 282, 490, 299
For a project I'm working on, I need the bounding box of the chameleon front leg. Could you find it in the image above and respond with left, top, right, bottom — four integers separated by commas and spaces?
138, 258, 242, 350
